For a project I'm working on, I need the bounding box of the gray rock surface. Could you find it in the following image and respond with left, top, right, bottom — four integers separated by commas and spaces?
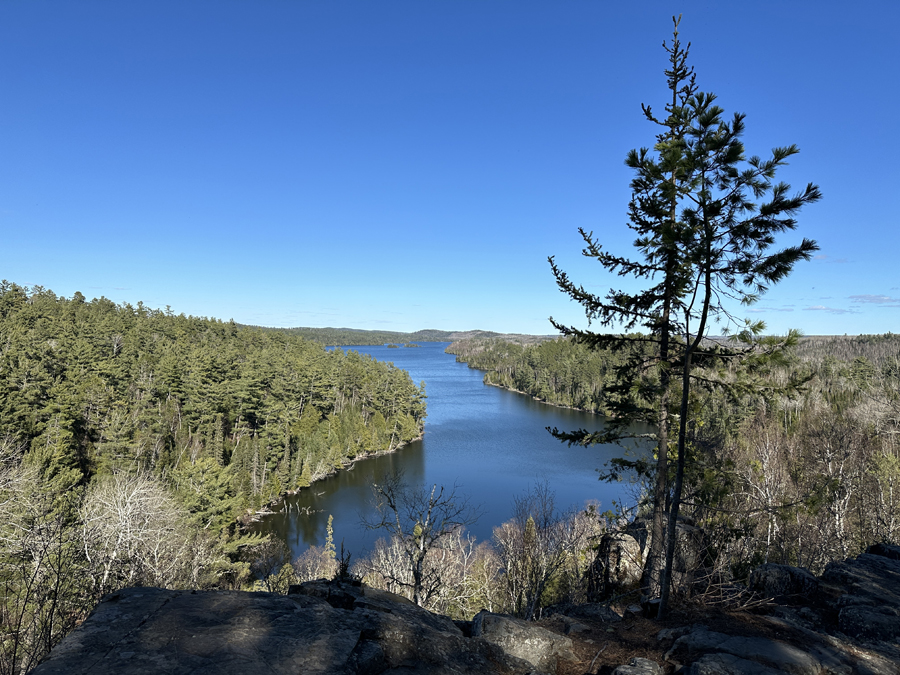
471, 609, 577, 674
686, 652, 786, 675
664, 621, 900, 675
748, 563, 819, 601
612, 656, 662, 675
665, 626, 821, 674
648, 544, 900, 675
593, 532, 644, 594
32, 583, 539, 675
821, 544, 900, 642
558, 615, 590, 635
32, 543, 900, 675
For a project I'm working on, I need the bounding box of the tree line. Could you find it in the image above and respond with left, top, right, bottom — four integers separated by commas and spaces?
0, 281, 425, 672
271, 325, 553, 347
271, 326, 452, 346
446, 336, 632, 415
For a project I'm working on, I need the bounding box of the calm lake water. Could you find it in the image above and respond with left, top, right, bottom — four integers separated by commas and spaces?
254, 342, 649, 560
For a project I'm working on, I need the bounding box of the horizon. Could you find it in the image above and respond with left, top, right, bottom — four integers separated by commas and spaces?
2, 2, 897, 336
4, 280, 888, 341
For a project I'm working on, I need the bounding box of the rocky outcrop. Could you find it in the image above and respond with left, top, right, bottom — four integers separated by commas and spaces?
820, 542, 900, 642
31, 544, 900, 675
589, 532, 644, 597
748, 563, 819, 602
621, 516, 712, 599
613, 657, 663, 675
471, 610, 576, 673
32, 580, 567, 675
665, 625, 833, 674
659, 543, 900, 675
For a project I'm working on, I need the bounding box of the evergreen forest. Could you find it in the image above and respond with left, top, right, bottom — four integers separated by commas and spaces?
446, 336, 620, 415
0, 281, 425, 672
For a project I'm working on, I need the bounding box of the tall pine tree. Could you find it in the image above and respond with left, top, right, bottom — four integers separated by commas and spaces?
550, 16, 820, 618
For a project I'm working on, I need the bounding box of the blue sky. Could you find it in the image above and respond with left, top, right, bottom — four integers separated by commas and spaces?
1, 1, 897, 336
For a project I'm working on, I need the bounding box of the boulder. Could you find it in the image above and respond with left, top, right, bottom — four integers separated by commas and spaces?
557, 615, 590, 635
472, 610, 577, 674
836, 604, 900, 643
590, 532, 643, 597
686, 652, 785, 675
665, 625, 823, 675
865, 542, 900, 560
663, 621, 900, 675
625, 516, 710, 597
748, 563, 819, 602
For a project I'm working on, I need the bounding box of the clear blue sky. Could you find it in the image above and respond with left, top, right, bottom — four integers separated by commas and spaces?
2, 1, 897, 336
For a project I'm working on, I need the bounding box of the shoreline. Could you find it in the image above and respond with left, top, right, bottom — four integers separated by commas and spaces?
482, 380, 604, 415
448, 353, 608, 417
243, 431, 425, 524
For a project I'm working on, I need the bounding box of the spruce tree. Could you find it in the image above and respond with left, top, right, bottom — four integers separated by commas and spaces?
550, 16, 820, 618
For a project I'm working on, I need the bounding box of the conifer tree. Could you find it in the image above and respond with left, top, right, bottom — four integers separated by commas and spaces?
550, 16, 820, 617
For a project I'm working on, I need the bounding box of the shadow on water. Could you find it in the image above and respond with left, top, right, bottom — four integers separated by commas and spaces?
253, 342, 652, 561
256, 440, 426, 558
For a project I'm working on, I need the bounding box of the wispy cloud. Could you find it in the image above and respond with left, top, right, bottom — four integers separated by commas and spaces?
814, 254, 850, 264
804, 305, 859, 315
747, 306, 795, 313
850, 294, 900, 305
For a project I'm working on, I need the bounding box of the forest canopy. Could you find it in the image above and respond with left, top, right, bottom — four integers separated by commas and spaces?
0, 281, 426, 512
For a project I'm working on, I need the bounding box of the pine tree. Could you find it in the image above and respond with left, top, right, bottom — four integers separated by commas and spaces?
325, 515, 336, 561
550, 16, 820, 618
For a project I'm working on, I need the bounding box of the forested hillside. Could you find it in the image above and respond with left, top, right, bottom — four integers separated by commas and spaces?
274, 326, 454, 346
274, 325, 555, 347
0, 281, 425, 671
0, 282, 426, 507
446, 336, 629, 414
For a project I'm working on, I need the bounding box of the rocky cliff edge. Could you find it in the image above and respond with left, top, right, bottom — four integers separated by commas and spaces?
32, 543, 900, 675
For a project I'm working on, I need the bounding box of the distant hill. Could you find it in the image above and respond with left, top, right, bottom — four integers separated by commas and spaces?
263, 326, 558, 346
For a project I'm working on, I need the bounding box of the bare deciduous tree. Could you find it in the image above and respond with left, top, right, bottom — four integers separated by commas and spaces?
0, 439, 88, 675
293, 545, 339, 583
80, 471, 193, 596
493, 483, 595, 620
361, 473, 481, 607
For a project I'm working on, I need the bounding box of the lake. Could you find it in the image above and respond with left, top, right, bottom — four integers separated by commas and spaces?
253, 341, 649, 560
